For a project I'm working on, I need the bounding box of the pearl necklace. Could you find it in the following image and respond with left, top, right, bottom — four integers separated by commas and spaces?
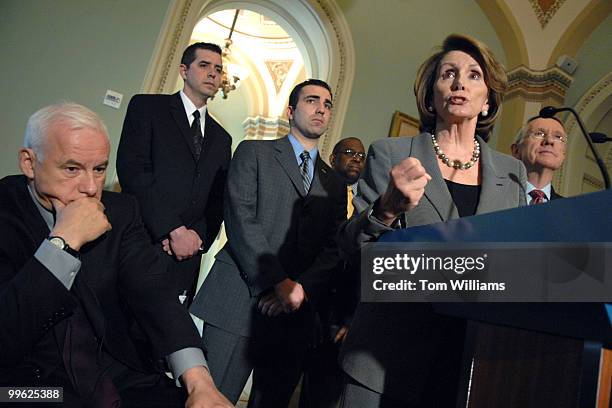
431, 133, 480, 170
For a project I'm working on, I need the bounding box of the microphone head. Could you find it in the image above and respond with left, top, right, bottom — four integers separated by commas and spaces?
590, 132, 610, 143
539, 106, 559, 118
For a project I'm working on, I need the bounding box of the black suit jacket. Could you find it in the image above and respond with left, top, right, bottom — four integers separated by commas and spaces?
550, 185, 564, 200
191, 137, 346, 337
117, 92, 231, 250
0, 175, 202, 384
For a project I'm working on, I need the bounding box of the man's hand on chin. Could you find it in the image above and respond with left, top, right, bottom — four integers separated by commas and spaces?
182, 366, 233, 408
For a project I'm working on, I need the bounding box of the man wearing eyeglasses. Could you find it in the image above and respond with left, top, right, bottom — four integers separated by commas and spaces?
511, 115, 566, 204
299, 137, 366, 408
330, 137, 367, 215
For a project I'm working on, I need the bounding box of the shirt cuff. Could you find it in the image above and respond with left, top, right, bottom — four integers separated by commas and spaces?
34, 240, 81, 289
167, 347, 208, 380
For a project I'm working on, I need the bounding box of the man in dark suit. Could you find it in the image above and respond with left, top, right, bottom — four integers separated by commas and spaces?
299, 137, 366, 408
190, 79, 346, 407
0, 102, 232, 407
511, 115, 567, 203
117, 42, 231, 304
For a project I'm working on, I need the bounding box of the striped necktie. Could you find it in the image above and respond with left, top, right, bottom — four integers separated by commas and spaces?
529, 189, 547, 205
299, 151, 311, 194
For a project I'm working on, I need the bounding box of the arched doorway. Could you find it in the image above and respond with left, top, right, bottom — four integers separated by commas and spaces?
142, 0, 354, 155
141, 5, 354, 402
188, 8, 308, 148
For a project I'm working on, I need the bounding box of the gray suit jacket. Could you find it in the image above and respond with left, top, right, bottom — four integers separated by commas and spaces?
190, 136, 346, 337
338, 133, 527, 404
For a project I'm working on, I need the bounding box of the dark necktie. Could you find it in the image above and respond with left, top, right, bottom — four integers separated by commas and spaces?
63, 277, 120, 407
191, 110, 203, 159
300, 151, 311, 194
529, 189, 547, 205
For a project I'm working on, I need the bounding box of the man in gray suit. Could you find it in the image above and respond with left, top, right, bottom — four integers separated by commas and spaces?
190, 79, 346, 407
511, 115, 566, 203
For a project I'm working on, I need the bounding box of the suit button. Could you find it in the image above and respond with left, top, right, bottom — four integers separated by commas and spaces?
195, 171, 201, 178
191, 200, 196, 204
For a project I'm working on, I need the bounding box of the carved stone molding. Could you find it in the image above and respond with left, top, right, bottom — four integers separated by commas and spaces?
143, 0, 355, 160
506, 65, 573, 103
264, 60, 293, 93
243, 116, 290, 139
557, 73, 612, 193
143, 0, 195, 94
312, 0, 352, 158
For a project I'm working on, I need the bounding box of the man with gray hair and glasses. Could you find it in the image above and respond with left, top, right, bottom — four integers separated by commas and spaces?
511, 115, 567, 204
0, 102, 232, 407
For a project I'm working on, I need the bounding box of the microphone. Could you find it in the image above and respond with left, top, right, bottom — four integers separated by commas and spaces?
539, 106, 559, 118
590, 132, 612, 144
539, 106, 610, 189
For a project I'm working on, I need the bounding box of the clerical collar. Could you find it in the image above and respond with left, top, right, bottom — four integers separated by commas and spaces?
27, 184, 54, 230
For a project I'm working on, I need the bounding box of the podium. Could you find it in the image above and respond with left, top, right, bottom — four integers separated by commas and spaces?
380, 190, 612, 408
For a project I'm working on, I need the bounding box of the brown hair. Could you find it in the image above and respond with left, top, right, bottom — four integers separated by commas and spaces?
414, 34, 507, 141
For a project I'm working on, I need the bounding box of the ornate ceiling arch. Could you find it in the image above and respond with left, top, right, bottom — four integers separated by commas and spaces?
140, 0, 355, 158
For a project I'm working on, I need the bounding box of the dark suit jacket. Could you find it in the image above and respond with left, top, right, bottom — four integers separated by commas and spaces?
190, 136, 346, 338
338, 133, 527, 404
550, 185, 563, 200
0, 175, 202, 384
117, 92, 231, 250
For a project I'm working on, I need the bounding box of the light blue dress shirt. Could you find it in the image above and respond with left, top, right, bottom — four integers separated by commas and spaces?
288, 133, 318, 183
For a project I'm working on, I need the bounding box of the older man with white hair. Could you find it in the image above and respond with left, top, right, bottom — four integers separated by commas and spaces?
0, 102, 232, 407
511, 115, 567, 204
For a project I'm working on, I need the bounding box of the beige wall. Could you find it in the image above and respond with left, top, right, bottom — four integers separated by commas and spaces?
335, 0, 505, 148
564, 14, 612, 109
0, 0, 609, 188
0, 0, 171, 183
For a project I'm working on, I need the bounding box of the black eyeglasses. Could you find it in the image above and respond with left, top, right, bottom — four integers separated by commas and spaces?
339, 149, 366, 160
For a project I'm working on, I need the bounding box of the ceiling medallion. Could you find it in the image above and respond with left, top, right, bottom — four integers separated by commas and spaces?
528, 0, 566, 28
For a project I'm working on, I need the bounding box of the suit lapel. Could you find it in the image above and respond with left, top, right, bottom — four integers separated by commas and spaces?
306, 156, 329, 200
17, 182, 52, 244
15, 181, 71, 352
275, 137, 307, 198
411, 133, 459, 222
169, 92, 198, 161
475, 136, 508, 215
196, 111, 218, 167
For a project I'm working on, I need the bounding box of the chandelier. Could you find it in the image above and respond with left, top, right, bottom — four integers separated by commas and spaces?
219, 9, 245, 99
